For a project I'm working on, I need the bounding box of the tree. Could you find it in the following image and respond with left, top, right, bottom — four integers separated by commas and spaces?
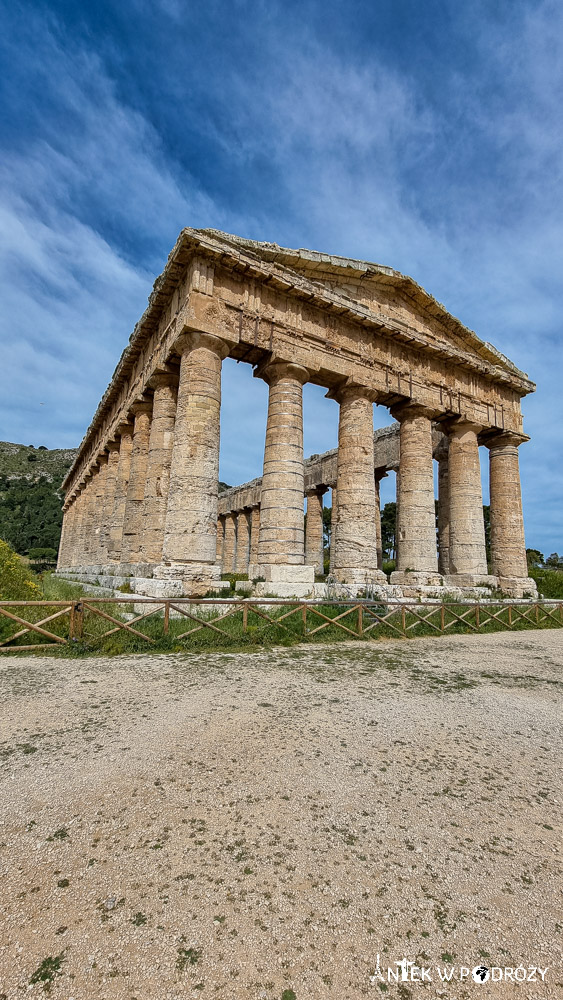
546, 553, 563, 568
380, 502, 397, 560
322, 506, 332, 548
526, 548, 544, 569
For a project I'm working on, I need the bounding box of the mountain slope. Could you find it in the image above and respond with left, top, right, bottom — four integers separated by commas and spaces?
0, 442, 77, 554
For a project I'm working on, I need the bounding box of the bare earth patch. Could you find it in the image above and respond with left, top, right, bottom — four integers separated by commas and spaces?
0, 630, 561, 999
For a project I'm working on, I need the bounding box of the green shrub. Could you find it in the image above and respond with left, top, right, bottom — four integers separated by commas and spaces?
0, 538, 41, 600
530, 568, 563, 599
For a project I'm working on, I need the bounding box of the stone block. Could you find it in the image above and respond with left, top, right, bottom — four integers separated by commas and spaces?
254, 581, 315, 598
443, 573, 498, 589
497, 576, 538, 598
234, 580, 254, 593
251, 564, 315, 584
391, 571, 444, 586
132, 578, 185, 598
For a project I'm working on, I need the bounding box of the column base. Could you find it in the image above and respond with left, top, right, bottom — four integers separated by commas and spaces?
248, 563, 315, 598
443, 573, 498, 589
153, 562, 229, 597
391, 571, 444, 586
496, 576, 538, 599
332, 568, 388, 586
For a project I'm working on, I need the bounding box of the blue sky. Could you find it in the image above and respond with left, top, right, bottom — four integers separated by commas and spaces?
0, 0, 561, 553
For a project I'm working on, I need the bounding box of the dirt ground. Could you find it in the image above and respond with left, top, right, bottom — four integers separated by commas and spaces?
0, 630, 561, 1000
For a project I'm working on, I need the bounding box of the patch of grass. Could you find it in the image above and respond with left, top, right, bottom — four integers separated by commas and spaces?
47, 827, 69, 842
29, 953, 65, 992
176, 946, 202, 970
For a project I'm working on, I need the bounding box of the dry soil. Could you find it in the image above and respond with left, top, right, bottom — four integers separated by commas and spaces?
0, 631, 561, 999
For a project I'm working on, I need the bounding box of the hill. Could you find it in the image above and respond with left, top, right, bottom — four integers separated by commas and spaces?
0, 442, 77, 555
0, 442, 232, 557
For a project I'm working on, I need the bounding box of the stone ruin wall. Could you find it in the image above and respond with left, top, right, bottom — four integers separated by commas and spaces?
56, 228, 537, 599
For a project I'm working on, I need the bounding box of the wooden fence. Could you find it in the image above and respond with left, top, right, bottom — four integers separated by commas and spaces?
0, 597, 562, 653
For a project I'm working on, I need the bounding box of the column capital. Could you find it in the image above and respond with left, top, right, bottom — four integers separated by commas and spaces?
305, 485, 328, 498
106, 440, 121, 453
96, 453, 109, 466
391, 400, 441, 422
172, 329, 230, 360
116, 421, 134, 438
129, 399, 152, 418
327, 380, 379, 404
148, 371, 179, 391
255, 360, 310, 386
444, 417, 483, 437
483, 430, 529, 450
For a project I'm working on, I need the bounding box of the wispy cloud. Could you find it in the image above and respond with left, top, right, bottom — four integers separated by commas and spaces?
0, 0, 560, 551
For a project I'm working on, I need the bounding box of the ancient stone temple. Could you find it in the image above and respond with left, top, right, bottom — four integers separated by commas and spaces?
57, 228, 537, 599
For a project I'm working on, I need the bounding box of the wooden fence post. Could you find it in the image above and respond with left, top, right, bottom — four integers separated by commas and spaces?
70, 601, 84, 640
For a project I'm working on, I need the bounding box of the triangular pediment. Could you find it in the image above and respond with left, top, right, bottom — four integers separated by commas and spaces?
193, 228, 529, 383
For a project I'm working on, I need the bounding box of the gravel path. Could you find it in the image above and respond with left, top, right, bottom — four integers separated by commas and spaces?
0, 631, 562, 999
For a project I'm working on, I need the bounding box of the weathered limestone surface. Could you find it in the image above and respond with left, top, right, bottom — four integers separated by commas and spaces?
58, 229, 537, 599
216, 518, 224, 567
159, 333, 228, 591
222, 513, 236, 574
122, 404, 152, 563
305, 489, 326, 576
445, 421, 494, 586
374, 473, 384, 570
234, 510, 251, 574
249, 507, 260, 567
108, 424, 134, 563
98, 444, 120, 565
437, 443, 450, 576
142, 375, 177, 563
332, 386, 386, 585
487, 433, 534, 594
329, 486, 337, 575
391, 405, 441, 586
91, 455, 108, 563
252, 362, 314, 591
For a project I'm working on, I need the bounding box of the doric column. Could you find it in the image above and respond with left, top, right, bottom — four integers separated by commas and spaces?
107, 423, 134, 563
160, 332, 228, 588
331, 384, 386, 585
98, 443, 120, 566
329, 486, 337, 574
486, 433, 531, 589
305, 488, 326, 576
121, 402, 152, 565
91, 455, 108, 563
81, 470, 98, 565
374, 472, 386, 570
222, 512, 236, 574
142, 375, 178, 564
67, 491, 81, 567
436, 442, 450, 575
252, 362, 314, 591
74, 487, 90, 566
390, 403, 441, 585
249, 506, 260, 567
445, 420, 492, 583
216, 517, 225, 567
57, 504, 71, 570
235, 510, 251, 574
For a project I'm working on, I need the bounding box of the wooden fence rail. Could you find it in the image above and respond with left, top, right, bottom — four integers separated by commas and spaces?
0, 597, 562, 653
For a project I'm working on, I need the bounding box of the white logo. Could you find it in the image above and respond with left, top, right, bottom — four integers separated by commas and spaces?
472, 966, 490, 983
